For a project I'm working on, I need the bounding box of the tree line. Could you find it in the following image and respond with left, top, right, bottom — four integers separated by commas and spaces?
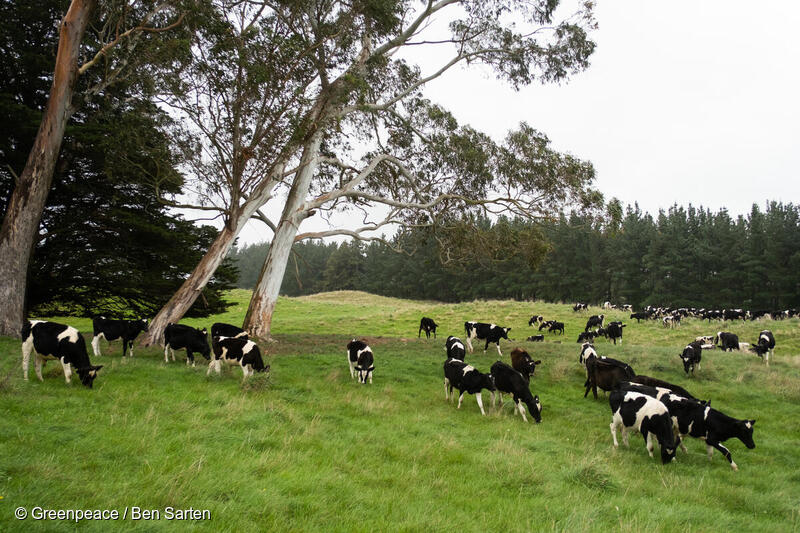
231, 201, 800, 310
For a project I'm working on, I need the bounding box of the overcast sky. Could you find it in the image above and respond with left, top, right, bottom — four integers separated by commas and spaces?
228, 1, 800, 246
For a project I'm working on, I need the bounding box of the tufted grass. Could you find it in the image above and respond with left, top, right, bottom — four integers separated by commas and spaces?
1, 291, 800, 531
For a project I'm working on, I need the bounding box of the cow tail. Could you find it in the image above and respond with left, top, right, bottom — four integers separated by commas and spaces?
20, 321, 32, 341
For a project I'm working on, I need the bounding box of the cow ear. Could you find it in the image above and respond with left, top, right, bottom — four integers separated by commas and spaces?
749, 419, 756, 425
534, 360, 541, 365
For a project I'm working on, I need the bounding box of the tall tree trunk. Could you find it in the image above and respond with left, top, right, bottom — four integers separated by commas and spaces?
140, 222, 240, 346
243, 133, 322, 339
0, 0, 95, 337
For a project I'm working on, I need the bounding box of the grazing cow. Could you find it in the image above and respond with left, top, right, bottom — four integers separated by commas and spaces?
662, 315, 681, 328
603, 301, 612, 309
584, 356, 635, 399
585, 314, 605, 331
526, 335, 544, 342
630, 375, 698, 401
621, 304, 633, 312
91, 317, 148, 357
609, 390, 679, 464
528, 315, 544, 326
576, 330, 597, 343
714, 331, 740, 352
163, 323, 211, 366
418, 317, 438, 339
443, 359, 496, 415
209, 336, 269, 379
679, 341, 703, 375
695, 335, 714, 344
538, 320, 555, 331
670, 402, 755, 471
490, 361, 542, 423
21, 321, 102, 388
630, 312, 649, 323
548, 321, 565, 335
210, 322, 248, 340
510, 347, 541, 380
445, 336, 466, 361
606, 322, 626, 345
346, 339, 374, 384
723, 309, 747, 321
573, 303, 588, 312
464, 321, 511, 355
750, 330, 775, 365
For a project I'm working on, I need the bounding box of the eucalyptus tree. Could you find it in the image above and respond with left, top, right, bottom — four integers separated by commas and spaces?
0, 0, 188, 337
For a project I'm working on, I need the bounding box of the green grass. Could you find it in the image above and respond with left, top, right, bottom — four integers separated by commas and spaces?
2, 291, 800, 531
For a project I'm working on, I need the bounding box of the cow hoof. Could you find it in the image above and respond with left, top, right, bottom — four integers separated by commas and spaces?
731, 462, 738, 472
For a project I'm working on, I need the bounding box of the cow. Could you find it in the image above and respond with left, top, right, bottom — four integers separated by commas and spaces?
346, 339, 374, 384
714, 331, 740, 352
608, 390, 679, 464
750, 330, 775, 365
21, 321, 102, 388
538, 320, 555, 331
662, 315, 680, 328
528, 315, 544, 326
445, 336, 466, 361
418, 317, 438, 339
630, 312, 649, 323
579, 343, 635, 399
695, 335, 714, 344
443, 358, 496, 415
585, 314, 605, 331
163, 323, 211, 366
723, 309, 748, 321
510, 347, 541, 380
630, 375, 698, 401
573, 303, 588, 312
679, 341, 703, 375
91, 317, 148, 357
526, 335, 544, 342
547, 321, 565, 335
464, 321, 511, 355
606, 322, 626, 345
210, 322, 248, 340
621, 304, 633, 312
576, 330, 598, 343
208, 336, 269, 379
490, 361, 542, 423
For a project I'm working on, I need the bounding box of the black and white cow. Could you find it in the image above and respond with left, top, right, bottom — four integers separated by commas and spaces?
630, 375, 698, 401
443, 358, 496, 415
445, 336, 466, 361
163, 323, 211, 366
573, 303, 588, 312
209, 336, 269, 379
91, 317, 148, 357
621, 304, 633, 312
538, 320, 555, 331
526, 335, 544, 342
548, 321, 565, 335
510, 347, 541, 380
714, 331, 740, 352
464, 321, 511, 355
608, 390, 680, 464
679, 341, 703, 375
630, 312, 649, 323
605, 322, 626, 345
750, 330, 775, 365
585, 314, 605, 331
21, 321, 102, 388
418, 317, 438, 339
576, 330, 598, 343
210, 322, 248, 340
490, 361, 542, 423
346, 339, 374, 384
579, 343, 635, 399
528, 315, 544, 326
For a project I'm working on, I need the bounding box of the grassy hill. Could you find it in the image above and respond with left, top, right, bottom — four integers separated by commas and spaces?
1, 291, 799, 531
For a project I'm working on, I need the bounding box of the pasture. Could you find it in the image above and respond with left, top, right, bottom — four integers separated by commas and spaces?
1, 290, 800, 531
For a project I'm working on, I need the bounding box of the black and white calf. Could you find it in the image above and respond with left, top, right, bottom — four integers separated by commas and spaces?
209, 336, 269, 379
608, 390, 679, 464
163, 323, 211, 366
464, 321, 511, 355
443, 358, 496, 415
750, 330, 775, 365
418, 317, 438, 339
210, 322, 248, 339
584, 314, 605, 331
526, 335, 544, 342
91, 317, 148, 357
490, 361, 542, 423
528, 315, 544, 326
679, 341, 703, 374
445, 336, 466, 361
547, 321, 565, 335
573, 303, 588, 312
347, 339, 374, 384
630, 312, 649, 323
22, 321, 102, 387
605, 322, 626, 345
714, 331, 740, 352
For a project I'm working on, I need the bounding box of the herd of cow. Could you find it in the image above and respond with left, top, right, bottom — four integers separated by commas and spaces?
17, 300, 785, 471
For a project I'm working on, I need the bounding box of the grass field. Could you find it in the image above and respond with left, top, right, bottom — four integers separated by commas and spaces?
2, 290, 800, 532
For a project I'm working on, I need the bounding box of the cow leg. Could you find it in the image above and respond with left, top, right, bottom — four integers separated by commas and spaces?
610, 421, 619, 447
484, 339, 489, 354
164, 344, 170, 362
593, 381, 598, 400
645, 432, 655, 457
497, 392, 503, 407
475, 392, 486, 416
126, 339, 134, 357
207, 359, 214, 376
444, 378, 450, 400
22, 337, 33, 381
707, 439, 738, 471
215, 359, 222, 375
517, 401, 528, 423
187, 350, 195, 367
495, 343, 502, 356
34, 355, 45, 382
457, 392, 465, 409
91, 334, 102, 357
465, 337, 473, 353
62, 359, 72, 384
368, 369, 373, 384
621, 427, 630, 447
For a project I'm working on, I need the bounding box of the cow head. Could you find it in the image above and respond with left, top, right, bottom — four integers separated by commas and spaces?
579, 343, 596, 365
502, 327, 511, 340
738, 420, 756, 449
138, 319, 149, 332
78, 365, 103, 388
678, 353, 693, 374
660, 434, 680, 464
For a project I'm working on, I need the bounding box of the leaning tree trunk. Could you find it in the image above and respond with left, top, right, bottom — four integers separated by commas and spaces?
0, 0, 95, 337
243, 133, 322, 339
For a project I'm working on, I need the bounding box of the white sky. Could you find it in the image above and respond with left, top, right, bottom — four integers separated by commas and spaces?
203, 0, 800, 246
